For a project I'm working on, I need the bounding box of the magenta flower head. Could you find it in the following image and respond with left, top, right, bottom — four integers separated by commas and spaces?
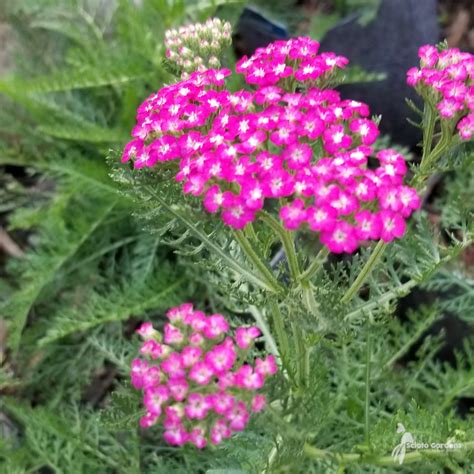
130, 304, 276, 448
122, 35, 421, 254
407, 44, 473, 141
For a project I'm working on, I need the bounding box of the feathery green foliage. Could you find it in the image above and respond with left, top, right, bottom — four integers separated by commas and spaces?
0, 1, 473, 473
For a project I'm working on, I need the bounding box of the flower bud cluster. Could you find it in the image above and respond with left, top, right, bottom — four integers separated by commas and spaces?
165, 18, 232, 76
123, 37, 421, 253
131, 304, 276, 448
407, 45, 473, 141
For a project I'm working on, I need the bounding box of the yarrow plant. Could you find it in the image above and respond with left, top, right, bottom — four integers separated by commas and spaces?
3, 6, 474, 474
407, 44, 474, 141
164, 18, 232, 77
119, 18, 474, 470
123, 36, 421, 254
131, 303, 276, 447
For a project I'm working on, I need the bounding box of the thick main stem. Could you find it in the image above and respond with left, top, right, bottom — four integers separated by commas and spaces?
259, 212, 301, 281
268, 300, 290, 368
232, 229, 283, 293
341, 240, 386, 304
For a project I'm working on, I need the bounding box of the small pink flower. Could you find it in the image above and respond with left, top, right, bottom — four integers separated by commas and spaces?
188, 332, 205, 346
349, 118, 380, 145
131, 359, 149, 389
280, 199, 307, 230
140, 340, 164, 360
136, 322, 157, 339
183, 311, 206, 332
163, 323, 184, 345
379, 211, 406, 242
378, 187, 402, 212
406, 67, 422, 86
234, 365, 264, 390
226, 401, 250, 431
255, 355, 278, 376
329, 191, 359, 216
283, 143, 313, 169
122, 139, 143, 163
235, 327, 261, 349
307, 205, 337, 232
167, 303, 193, 323
323, 125, 353, 153
144, 385, 169, 414
142, 366, 162, 389
181, 346, 203, 367
189, 361, 214, 385
398, 186, 421, 217
139, 413, 158, 428
320, 222, 358, 254
210, 419, 232, 445
241, 180, 265, 211
254, 86, 283, 105
203, 185, 224, 213
418, 44, 438, 67
208, 391, 235, 415
190, 427, 207, 448
437, 98, 463, 118
164, 426, 189, 446
354, 211, 381, 241
217, 372, 235, 390
168, 378, 189, 402
203, 314, 230, 339
270, 122, 297, 146
185, 393, 211, 420
251, 394, 267, 413
161, 353, 185, 379
205, 340, 237, 375
221, 196, 255, 229
457, 114, 474, 140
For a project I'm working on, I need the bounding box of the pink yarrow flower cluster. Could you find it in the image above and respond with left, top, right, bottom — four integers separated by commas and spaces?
407, 44, 474, 141
131, 304, 276, 448
122, 37, 420, 254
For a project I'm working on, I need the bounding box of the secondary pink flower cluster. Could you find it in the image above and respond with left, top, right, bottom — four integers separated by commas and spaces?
123, 37, 420, 254
407, 45, 474, 141
131, 303, 276, 448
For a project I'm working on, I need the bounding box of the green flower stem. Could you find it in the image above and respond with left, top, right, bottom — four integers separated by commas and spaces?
415, 100, 458, 192
301, 282, 325, 325
260, 213, 326, 360
259, 211, 301, 281
145, 186, 278, 293
299, 247, 330, 283
268, 300, 290, 368
421, 102, 436, 163
303, 441, 474, 467
364, 328, 372, 447
232, 229, 283, 294
245, 221, 259, 242
341, 240, 387, 305
249, 305, 279, 358
291, 322, 309, 390
344, 279, 418, 321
